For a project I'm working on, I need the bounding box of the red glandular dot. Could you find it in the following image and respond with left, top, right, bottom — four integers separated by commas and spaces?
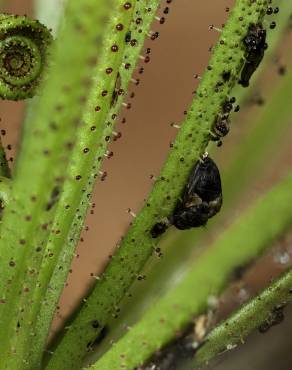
124, 2, 132, 10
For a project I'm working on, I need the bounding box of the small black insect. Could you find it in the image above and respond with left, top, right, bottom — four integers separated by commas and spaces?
150, 221, 170, 238
222, 70, 231, 82
222, 98, 235, 113
173, 156, 222, 230
239, 23, 267, 87
125, 31, 131, 43
150, 156, 222, 237
258, 304, 285, 333
210, 98, 235, 146
211, 116, 230, 147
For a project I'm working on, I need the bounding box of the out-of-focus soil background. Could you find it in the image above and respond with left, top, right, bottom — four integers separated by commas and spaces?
2, 1, 292, 369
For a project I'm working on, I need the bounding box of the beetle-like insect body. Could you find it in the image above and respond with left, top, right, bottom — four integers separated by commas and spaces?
210, 98, 235, 146
258, 304, 285, 333
150, 221, 169, 238
150, 156, 222, 237
211, 115, 230, 146
173, 156, 222, 230
239, 23, 267, 87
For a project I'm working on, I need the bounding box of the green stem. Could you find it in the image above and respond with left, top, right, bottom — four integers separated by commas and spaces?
91, 172, 292, 370
82, 5, 292, 347
45, 1, 270, 369
0, 2, 112, 369
123, 13, 292, 330
191, 269, 292, 369
40, 2, 161, 369
37, 4, 161, 368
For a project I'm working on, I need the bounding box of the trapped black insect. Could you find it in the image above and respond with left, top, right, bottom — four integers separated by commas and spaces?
151, 156, 223, 237
239, 23, 267, 87
173, 156, 222, 230
210, 98, 236, 146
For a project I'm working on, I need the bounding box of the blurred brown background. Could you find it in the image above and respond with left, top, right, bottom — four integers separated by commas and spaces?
2, 1, 292, 369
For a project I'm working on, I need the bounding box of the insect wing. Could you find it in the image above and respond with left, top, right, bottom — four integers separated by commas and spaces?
185, 158, 222, 203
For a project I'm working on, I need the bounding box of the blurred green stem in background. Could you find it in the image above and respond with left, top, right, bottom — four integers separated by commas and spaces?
189, 268, 292, 369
